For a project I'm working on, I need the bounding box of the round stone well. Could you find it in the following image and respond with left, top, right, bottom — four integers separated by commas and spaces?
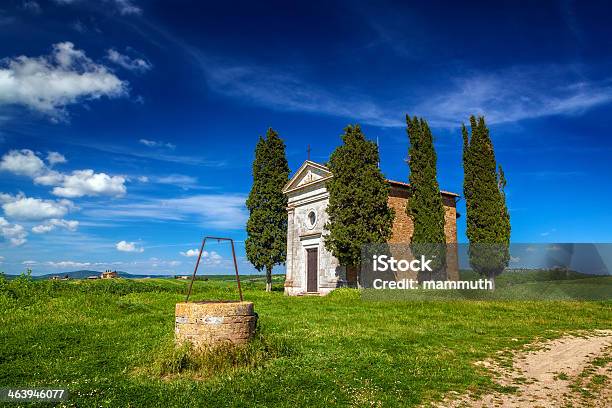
175, 301, 258, 348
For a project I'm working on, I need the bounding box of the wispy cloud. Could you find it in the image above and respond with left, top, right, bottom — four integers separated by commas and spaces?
84, 193, 247, 230
111, 0, 141, 15
22, 1, 42, 14
107, 49, 152, 72
139, 138, 174, 149
144, 174, 205, 190
415, 66, 612, 127
193, 53, 403, 127
73, 141, 225, 167
138, 17, 402, 127
53, 0, 142, 16
194, 51, 612, 128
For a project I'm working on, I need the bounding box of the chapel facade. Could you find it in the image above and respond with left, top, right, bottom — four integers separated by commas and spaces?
283, 160, 459, 296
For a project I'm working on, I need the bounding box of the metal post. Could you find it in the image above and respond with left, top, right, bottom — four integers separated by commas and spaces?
185, 237, 207, 301
230, 239, 244, 302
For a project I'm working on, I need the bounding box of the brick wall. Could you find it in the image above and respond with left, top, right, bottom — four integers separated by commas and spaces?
386, 185, 459, 279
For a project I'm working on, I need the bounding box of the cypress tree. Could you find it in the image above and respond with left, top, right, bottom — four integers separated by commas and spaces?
324, 125, 394, 273
246, 128, 290, 292
406, 116, 447, 281
462, 116, 511, 288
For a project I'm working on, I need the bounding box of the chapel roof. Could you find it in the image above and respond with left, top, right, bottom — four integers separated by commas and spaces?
284, 160, 459, 198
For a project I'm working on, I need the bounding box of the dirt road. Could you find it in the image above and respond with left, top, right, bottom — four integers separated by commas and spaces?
442, 330, 612, 407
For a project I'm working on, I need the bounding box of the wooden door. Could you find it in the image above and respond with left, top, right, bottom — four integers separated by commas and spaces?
306, 248, 318, 292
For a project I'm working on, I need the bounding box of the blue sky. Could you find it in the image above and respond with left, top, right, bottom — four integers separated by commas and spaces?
0, 0, 611, 275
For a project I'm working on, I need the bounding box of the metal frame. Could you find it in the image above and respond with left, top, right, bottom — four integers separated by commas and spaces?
185, 236, 243, 302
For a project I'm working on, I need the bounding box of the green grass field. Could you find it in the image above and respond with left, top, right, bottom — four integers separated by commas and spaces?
0, 272, 610, 407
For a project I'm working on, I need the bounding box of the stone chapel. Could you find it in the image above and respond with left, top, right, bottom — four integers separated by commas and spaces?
283, 160, 459, 296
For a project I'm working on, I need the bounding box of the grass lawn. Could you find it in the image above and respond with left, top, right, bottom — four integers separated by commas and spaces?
0, 273, 610, 407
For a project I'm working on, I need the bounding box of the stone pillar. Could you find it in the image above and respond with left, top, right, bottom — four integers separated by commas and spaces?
284, 207, 295, 293
175, 301, 257, 348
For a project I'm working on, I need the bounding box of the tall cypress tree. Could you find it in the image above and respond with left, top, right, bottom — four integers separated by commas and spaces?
246, 128, 290, 292
406, 116, 447, 281
324, 125, 394, 272
462, 116, 511, 288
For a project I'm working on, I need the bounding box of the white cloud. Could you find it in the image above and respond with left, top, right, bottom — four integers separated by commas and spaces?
22, 260, 37, 265
139, 139, 175, 149
1, 194, 73, 220
107, 49, 152, 72
31, 224, 54, 234
116, 240, 144, 253
180, 249, 221, 265
51, 169, 126, 198
180, 248, 200, 257
32, 218, 79, 234
0, 149, 45, 177
0, 217, 27, 246
0, 42, 127, 119
0, 149, 128, 198
33, 170, 64, 186
207, 250, 222, 265
47, 151, 67, 165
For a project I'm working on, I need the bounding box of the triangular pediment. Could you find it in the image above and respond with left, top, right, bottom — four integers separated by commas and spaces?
283, 161, 332, 193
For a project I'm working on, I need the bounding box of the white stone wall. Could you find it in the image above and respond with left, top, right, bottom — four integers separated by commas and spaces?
285, 180, 344, 295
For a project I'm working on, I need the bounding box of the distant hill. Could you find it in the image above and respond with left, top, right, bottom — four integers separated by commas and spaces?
2, 270, 283, 280
3, 270, 168, 280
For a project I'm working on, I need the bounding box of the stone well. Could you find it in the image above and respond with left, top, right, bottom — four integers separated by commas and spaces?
175, 301, 257, 348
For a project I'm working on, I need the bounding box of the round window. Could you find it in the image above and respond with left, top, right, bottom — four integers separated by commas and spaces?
307, 210, 317, 228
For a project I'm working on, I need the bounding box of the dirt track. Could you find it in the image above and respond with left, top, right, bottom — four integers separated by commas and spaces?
441, 330, 612, 407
